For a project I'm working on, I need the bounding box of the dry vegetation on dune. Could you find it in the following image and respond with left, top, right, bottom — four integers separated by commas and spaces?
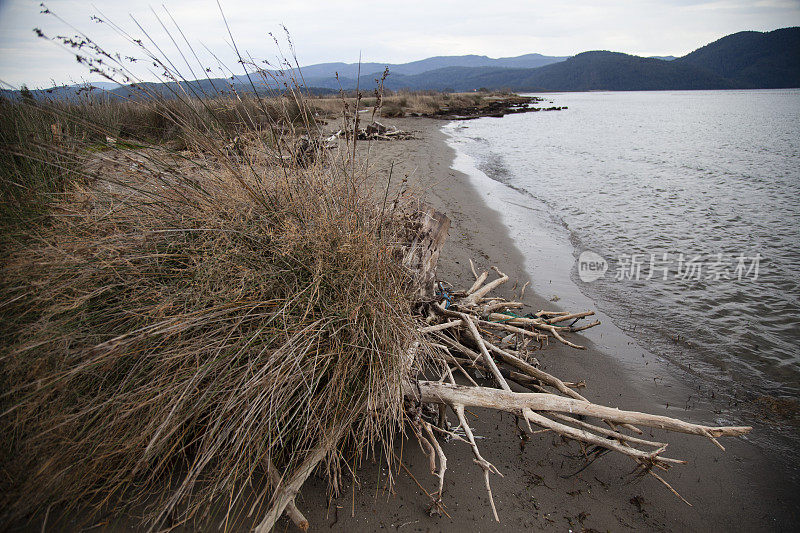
310, 91, 493, 118
0, 20, 429, 528
0, 93, 316, 237
1, 9, 753, 532
1, 134, 420, 527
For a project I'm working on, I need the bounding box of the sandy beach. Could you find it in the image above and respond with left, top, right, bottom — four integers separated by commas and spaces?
294, 117, 798, 532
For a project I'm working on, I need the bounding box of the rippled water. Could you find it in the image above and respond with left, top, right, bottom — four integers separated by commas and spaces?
444, 90, 800, 399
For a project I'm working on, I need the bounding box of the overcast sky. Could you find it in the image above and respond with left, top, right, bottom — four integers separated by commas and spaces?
1, 0, 798, 87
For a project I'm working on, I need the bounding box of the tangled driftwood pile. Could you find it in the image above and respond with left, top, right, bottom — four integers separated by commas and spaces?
326, 121, 414, 143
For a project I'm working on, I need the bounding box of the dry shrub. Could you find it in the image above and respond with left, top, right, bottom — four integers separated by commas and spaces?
0, 14, 427, 529
0, 114, 422, 528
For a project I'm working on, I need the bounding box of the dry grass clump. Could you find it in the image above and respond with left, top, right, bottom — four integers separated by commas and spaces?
0, 12, 427, 530
0, 96, 80, 234
0, 94, 274, 235
0, 115, 422, 529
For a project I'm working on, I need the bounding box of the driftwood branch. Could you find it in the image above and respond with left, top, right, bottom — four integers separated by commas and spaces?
255, 442, 333, 533
264, 459, 309, 532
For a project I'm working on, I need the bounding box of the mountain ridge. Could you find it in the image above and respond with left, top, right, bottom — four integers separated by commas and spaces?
674, 27, 800, 88
3, 27, 797, 100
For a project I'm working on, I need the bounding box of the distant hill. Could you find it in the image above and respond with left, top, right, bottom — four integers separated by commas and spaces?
0, 81, 122, 102
344, 52, 736, 92
289, 28, 800, 92
4, 28, 798, 100
251, 53, 567, 89
674, 27, 800, 88
390, 53, 568, 73
256, 53, 566, 82
0, 79, 336, 101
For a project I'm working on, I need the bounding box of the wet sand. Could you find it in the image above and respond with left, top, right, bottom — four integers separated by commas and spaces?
295, 118, 798, 531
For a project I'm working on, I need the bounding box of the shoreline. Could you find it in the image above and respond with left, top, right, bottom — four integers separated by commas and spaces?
297, 117, 798, 531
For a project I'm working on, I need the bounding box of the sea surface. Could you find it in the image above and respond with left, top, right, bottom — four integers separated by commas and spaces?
443, 90, 800, 408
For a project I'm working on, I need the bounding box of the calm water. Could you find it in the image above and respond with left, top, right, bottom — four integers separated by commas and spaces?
444, 90, 800, 400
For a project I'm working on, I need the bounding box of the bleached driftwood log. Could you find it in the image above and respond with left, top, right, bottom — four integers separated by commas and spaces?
408, 382, 750, 440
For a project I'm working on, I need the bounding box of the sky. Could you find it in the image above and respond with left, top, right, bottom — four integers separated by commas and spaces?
1, 0, 799, 87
